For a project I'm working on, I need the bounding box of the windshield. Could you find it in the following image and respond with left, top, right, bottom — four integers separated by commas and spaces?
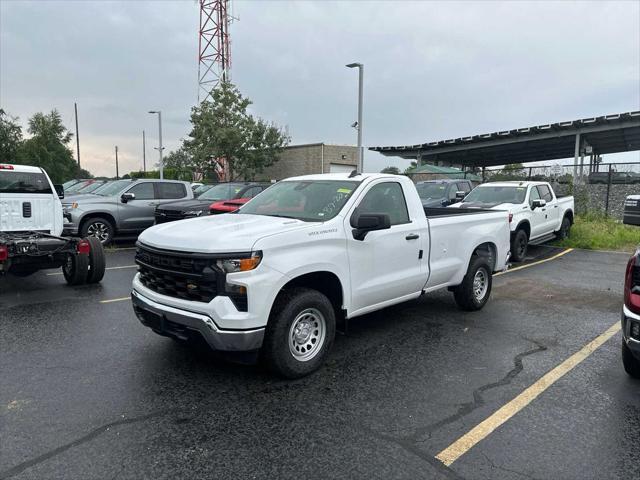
63, 179, 79, 189
77, 181, 104, 193
199, 183, 246, 201
239, 180, 360, 222
194, 184, 213, 197
416, 183, 448, 200
0, 171, 53, 194
94, 180, 133, 196
66, 181, 92, 193
464, 185, 527, 204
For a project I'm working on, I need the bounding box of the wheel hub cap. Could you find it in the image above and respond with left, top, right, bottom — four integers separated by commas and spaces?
473, 269, 488, 300
288, 308, 326, 362
87, 222, 108, 242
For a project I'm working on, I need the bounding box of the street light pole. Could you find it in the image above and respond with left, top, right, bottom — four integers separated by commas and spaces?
148, 110, 164, 179
115, 145, 119, 179
142, 130, 146, 173
346, 62, 364, 172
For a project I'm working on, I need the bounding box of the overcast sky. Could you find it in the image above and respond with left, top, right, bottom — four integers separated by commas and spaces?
1, 0, 639, 177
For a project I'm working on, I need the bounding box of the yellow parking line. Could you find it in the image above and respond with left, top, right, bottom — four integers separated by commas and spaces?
99, 297, 130, 304
495, 248, 574, 277
47, 265, 137, 276
435, 321, 621, 466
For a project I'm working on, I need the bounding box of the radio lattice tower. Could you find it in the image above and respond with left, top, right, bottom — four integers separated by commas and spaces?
198, 0, 232, 103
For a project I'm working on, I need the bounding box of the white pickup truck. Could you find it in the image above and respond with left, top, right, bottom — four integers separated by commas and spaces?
452, 181, 574, 262
131, 173, 511, 377
0, 163, 105, 284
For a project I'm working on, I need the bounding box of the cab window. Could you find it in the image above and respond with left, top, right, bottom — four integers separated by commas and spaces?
537, 185, 553, 202
529, 186, 541, 207
126, 182, 155, 200
157, 182, 187, 199
357, 182, 409, 226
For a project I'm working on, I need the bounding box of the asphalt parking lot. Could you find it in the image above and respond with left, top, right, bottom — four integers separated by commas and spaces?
1, 245, 638, 480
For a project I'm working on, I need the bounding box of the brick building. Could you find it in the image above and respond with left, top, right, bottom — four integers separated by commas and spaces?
258, 143, 358, 181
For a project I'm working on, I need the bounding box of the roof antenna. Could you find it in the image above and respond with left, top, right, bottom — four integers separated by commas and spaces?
348, 169, 360, 178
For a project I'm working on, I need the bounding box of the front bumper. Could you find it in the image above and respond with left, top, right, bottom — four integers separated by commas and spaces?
131, 289, 265, 352
622, 304, 640, 360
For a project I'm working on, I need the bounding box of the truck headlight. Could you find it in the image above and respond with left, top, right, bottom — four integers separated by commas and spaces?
184, 210, 203, 216
216, 251, 262, 273
63, 202, 78, 211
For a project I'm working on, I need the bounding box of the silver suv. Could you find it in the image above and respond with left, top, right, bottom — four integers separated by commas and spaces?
62, 179, 193, 244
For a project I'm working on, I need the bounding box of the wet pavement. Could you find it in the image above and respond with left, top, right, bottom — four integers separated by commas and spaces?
1, 245, 638, 479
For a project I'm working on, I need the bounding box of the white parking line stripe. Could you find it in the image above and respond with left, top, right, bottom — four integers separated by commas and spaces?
47, 265, 137, 276
495, 248, 574, 277
435, 321, 621, 467
99, 297, 130, 304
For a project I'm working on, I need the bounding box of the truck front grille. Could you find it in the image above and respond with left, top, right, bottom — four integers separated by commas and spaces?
135, 245, 219, 303
154, 210, 186, 224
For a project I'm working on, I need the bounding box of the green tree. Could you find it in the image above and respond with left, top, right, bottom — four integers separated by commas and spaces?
403, 161, 418, 175
185, 81, 289, 180
0, 109, 23, 162
15, 110, 80, 182
163, 146, 193, 170
380, 166, 400, 175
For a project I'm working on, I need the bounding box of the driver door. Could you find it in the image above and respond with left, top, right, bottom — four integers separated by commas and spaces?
528, 186, 547, 240
346, 181, 426, 313
117, 182, 157, 232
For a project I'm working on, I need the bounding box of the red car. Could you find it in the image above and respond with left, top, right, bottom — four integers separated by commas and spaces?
209, 183, 270, 214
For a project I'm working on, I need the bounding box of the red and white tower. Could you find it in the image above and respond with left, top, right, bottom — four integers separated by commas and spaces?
198, 0, 231, 103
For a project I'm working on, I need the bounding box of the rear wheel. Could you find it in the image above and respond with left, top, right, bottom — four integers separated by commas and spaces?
453, 255, 492, 311
510, 229, 528, 263
263, 287, 336, 378
85, 237, 106, 284
81, 217, 114, 246
556, 216, 571, 240
622, 339, 640, 378
62, 252, 89, 285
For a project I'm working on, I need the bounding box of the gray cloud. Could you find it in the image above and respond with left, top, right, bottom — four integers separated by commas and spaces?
1, 0, 638, 177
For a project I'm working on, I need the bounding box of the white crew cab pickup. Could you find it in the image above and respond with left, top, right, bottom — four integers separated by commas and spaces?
0, 164, 105, 284
452, 181, 574, 262
131, 173, 511, 377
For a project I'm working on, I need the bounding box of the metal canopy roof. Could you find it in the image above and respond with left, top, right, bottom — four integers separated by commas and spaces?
370, 111, 640, 167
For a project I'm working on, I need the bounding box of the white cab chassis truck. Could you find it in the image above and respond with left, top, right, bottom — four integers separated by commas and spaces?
131, 173, 511, 378
453, 181, 574, 262
0, 164, 105, 284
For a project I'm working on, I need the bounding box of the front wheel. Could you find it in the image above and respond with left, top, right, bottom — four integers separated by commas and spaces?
81, 217, 114, 246
453, 255, 493, 311
262, 287, 336, 379
622, 339, 640, 378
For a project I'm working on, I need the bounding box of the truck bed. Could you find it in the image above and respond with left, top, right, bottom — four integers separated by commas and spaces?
424, 207, 500, 218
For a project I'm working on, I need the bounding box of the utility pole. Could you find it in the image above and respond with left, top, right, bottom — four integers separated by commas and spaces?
74, 103, 81, 169
346, 62, 364, 172
115, 146, 119, 179
142, 130, 146, 172
148, 111, 164, 179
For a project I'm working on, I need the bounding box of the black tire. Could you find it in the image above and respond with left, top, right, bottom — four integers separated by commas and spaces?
62, 252, 89, 286
555, 216, 571, 240
622, 339, 640, 379
453, 255, 493, 311
510, 229, 528, 263
81, 217, 115, 246
86, 236, 106, 284
262, 287, 336, 379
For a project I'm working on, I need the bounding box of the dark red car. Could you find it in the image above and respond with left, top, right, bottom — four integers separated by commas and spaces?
622, 195, 640, 378
209, 183, 271, 214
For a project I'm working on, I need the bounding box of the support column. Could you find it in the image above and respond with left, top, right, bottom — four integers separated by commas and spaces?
573, 133, 581, 186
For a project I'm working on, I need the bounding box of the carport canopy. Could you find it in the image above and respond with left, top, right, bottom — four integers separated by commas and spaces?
369, 111, 640, 168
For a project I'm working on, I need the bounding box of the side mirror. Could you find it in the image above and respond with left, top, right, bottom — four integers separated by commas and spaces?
54, 184, 64, 199
121, 192, 135, 203
531, 199, 546, 209
455, 191, 466, 201
350, 211, 391, 241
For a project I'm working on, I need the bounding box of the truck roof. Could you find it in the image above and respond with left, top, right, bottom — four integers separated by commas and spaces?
283, 172, 400, 182
0, 164, 44, 174
477, 181, 547, 188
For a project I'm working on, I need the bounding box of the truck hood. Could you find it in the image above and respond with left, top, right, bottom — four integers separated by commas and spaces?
138, 213, 315, 254
156, 199, 211, 212
72, 195, 118, 206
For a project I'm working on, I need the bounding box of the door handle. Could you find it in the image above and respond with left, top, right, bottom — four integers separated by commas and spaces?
406, 234, 419, 240
554, 205, 558, 208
